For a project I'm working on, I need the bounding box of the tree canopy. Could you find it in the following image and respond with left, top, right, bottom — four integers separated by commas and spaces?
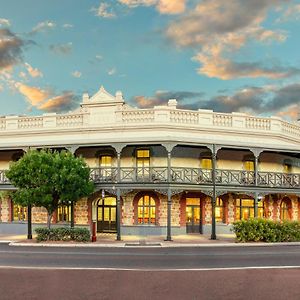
6, 149, 94, 227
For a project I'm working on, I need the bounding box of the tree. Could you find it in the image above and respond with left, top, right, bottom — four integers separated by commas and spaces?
6, 149, 94, 230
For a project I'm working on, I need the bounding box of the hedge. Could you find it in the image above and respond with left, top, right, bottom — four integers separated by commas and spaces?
232, 218, 300, 243
35, 227, 90, 242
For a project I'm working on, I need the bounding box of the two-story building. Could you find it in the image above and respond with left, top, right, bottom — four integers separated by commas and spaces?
0, 86, 300, 240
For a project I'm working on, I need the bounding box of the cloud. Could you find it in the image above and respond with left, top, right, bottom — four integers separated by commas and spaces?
276, 104, 299, 120
131, 83, 300, 121
164, 0, 297, 79
276, 3, 300, 22
92, 3, 116, 18
31, 20, 56, 34
193, 53, 300, 80
132, 90, 204, 108
14, 82, 79, 112
71, 70, 82, 78
0, 18, 10, 27
108, 67, 116, 75
63, 23, 73, 28
49, 42, 72, 55
38, 92, 79, 112
0, 29, 24, 73
14, 82, 51, 106
24, 62, 43, 78
95, 54, 103, 60
118, 0, 186, 14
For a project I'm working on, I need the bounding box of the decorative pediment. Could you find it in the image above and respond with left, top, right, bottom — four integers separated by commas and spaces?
81, 86, 124, 106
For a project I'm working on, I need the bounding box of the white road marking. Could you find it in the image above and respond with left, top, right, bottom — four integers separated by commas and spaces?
0, 265, 299, 272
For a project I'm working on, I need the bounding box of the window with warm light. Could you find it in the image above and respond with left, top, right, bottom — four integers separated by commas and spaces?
57, 205, 71, 222
235, 198, 254, 220
257, 199, 265, 218
137, 195, 156, 224
136, 149, 150, 168
215, 198, 225, 223
201, 158, 212, 169
280, 199, 291, 221
13, 204, 27, 221
100, 155, 112, 167
244, 160, 254, 172
283, 164, 292, 174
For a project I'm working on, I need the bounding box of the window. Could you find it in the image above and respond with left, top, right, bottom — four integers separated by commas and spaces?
137, 195, 156, 225
215, 198, 225, 223
57, 205, 71, 222
100, 155, 112, 167
136, 149, 150, 168
235, 198, 254, 220
201, 158, 212, 169
258, 199, 265, 218
13, 204, 27, 221
283, 164, 292, 174
280, 198, 291, 221
244, 160, 254, 172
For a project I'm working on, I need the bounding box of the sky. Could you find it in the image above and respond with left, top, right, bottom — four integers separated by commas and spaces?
0, 0, 300, 120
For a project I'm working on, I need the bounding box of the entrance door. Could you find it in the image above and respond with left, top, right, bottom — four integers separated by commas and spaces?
97, 197, 117, 233
186, 198, 202, 234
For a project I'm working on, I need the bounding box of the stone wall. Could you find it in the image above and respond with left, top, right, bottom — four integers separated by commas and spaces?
75, 198, 89, 225
0, 197, 10, 222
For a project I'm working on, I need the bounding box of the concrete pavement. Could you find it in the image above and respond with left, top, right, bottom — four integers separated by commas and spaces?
1, 232, 300, 247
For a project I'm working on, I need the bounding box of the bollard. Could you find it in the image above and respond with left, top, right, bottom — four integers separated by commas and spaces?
92, 221, 97, 242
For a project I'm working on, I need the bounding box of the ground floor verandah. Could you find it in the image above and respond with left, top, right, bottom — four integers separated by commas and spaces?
0, 190, 299, 237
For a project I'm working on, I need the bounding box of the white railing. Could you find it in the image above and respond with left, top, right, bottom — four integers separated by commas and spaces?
1, 105, 300, 143
0, 118, 5, 130
213, 113, 233, 127
246, 117, 271, 130
56, 114, 84, 127
170, 110, 199, 124
121, 110, 155, 123
18, 117, 43, 129
281, 121, 300, 137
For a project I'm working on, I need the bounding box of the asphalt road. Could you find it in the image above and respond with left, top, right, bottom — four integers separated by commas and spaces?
0, 243, 300, 269
1, 244, 300, 300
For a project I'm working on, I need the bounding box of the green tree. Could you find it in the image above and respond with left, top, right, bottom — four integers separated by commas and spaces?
6, 149, 94, 230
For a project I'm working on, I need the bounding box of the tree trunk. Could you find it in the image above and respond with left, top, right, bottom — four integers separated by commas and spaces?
27, 204, 32, 239
47, 213, 52, 229
70, 201, 74, 228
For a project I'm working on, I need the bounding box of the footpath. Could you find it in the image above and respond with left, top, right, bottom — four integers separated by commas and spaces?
1, 233, 300, 247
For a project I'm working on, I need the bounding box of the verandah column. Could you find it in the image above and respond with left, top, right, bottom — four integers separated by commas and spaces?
166, 150, 172, 241
112, 143, 126, 241
211, 144, 217, 240
162, 143, 176, 242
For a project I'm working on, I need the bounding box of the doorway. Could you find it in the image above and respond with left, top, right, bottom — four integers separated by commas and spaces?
186, 198, 202, 234
97, 197, 117, 233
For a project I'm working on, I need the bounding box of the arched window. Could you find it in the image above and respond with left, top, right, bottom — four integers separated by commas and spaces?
215, 197, 225, 223
280, 198, 292, 221
137, 195, 156, 225
235, 198, 254, 220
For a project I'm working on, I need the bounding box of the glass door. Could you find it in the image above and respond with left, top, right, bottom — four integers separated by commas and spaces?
186, 198, 202, 234
97, 197, 117, 233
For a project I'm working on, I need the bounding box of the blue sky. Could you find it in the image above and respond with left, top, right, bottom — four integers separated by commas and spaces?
0, 0, 300, 120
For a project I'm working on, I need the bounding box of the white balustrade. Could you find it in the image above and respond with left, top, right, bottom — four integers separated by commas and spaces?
56, 114, 84, 127
18, 117, 43, 129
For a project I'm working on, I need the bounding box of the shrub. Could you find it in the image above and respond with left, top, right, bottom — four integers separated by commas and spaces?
232, 218, 300, 243
35, 227, 90, 242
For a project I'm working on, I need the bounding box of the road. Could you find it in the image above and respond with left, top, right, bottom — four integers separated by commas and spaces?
0, 243, 300, 299
0, 243, 300, 269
